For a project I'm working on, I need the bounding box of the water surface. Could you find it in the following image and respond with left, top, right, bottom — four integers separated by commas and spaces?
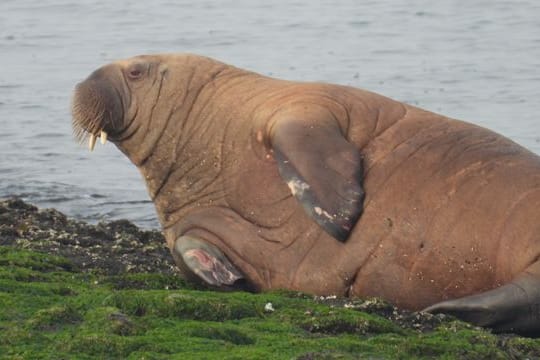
1, 0, 539, 228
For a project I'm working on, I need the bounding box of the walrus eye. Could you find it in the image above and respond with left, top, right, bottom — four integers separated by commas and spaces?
126, 64, 145, 80
129, 69, 141, 78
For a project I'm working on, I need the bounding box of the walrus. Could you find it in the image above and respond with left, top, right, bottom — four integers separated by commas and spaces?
72, 54, 540, 336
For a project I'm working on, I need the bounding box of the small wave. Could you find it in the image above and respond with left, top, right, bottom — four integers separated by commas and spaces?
99, 200, 153, 206
30, 132, 66, 139
0, 84, 23, 89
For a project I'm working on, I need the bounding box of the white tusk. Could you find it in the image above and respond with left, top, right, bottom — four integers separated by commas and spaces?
89, 133, 97, 151
100, 130, 108, 145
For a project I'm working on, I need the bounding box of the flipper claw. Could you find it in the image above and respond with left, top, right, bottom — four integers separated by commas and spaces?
174, 235, 244, 288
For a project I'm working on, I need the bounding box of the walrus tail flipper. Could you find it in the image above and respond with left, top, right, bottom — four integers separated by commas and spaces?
270, 111, 365, 242
424, 261, 540, 336
173, 235, 245, 289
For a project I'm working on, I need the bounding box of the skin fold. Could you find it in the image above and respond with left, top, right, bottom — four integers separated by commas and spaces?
72, 54, 540, 335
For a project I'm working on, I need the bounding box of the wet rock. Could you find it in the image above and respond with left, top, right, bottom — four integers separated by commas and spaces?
0, 197, 177, 276
315, 294, 459, 333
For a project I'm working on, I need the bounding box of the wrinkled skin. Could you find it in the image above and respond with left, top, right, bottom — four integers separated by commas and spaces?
72, 54, 540, 336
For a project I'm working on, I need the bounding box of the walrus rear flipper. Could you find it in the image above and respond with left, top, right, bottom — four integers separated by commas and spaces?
270, 111, 365, 242
424, 261, 540, 336
174, 235, 245, 289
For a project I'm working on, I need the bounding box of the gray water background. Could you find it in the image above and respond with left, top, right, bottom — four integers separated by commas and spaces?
1, 0, 539, 229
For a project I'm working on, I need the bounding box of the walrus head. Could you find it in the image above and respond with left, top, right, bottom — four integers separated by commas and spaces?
71, 54, 228, 162
72, 55, 174, 156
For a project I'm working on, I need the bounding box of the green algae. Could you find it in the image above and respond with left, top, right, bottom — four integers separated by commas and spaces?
0, 246, 73, 272
2, 198, 539, 358
27, 304, 82, 331
105, 273, 191, 291
1, 246, 540, 359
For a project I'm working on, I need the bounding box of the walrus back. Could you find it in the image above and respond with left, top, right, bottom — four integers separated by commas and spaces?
345, 103, 540, 309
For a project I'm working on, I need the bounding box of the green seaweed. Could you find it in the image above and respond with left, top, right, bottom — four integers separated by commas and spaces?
105, 273, 191, 290
1, 246, 539, 359
0, 246, 74, 272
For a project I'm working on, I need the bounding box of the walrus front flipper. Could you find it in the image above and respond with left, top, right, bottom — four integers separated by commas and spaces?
174, 235, 244, 288
424, 264, 540, 336
270, 112, 364, 242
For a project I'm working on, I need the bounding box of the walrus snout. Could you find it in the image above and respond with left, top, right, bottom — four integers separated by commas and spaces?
71, 68, 125, 149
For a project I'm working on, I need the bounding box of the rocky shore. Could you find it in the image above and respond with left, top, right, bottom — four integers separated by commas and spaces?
1, 197, 539, 359
0, 198, 175, 276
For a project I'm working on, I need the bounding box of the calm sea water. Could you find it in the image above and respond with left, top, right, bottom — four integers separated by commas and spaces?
1, 0, 539, 228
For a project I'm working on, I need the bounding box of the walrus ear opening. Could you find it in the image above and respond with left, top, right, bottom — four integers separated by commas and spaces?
173, 235, 249, 291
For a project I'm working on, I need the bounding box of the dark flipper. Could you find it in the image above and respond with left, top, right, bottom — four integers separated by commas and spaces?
270, 112, 364, 242
424, 262, 540, 336
173, 235, 244, 288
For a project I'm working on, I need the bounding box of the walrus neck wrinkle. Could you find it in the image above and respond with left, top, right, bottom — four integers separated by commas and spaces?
122, 61, 223, 166
140, 63, 234, 228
